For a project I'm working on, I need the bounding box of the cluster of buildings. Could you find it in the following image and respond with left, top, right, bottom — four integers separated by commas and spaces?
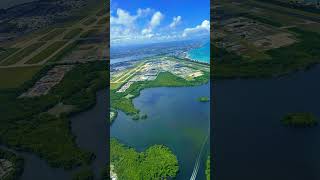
0, 159, 13, 179
214, 17, 296, 55
20, 65, 74, 98
59, 42, 107, 63
0, 0, 87, 41
287, 0, 320, 8
116, 57, 203, 93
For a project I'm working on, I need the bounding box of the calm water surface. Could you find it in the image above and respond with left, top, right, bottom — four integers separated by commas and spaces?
111, 84, 210, 180
214, 65, 320, 180
187, 42, 210, 64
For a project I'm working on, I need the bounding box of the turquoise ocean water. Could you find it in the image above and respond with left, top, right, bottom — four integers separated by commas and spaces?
187, 42, 210, 64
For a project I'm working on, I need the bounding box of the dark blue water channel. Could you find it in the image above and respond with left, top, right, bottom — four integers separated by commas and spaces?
111, 83, 210, 180
214, 65, 320, 180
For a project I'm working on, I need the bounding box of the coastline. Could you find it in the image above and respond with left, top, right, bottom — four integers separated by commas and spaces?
185, 42, 210, 64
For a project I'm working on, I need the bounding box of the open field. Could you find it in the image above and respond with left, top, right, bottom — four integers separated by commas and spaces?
25, 41, 67, 64
39, 29, 66, 41
63, 28, 83, 39
1, 42, 45, 66
0, 66, 42, 89
80, 28, 102, 38
82, 17, 97, 26
0, 48, 19, 63
97, 17, 107, 25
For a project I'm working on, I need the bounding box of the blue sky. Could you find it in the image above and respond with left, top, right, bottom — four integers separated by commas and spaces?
110, 0, 210, 45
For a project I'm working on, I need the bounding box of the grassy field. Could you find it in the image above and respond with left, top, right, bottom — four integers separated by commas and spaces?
63, 28, 83, 39
0, 48, 19, 63
39, 29, 65, 41
1, 42, 45, 65
25, 41, 67, 64
49, 41, 79, 62
80, 29, 101, 38
82, 17, 97, 26
0, 66, 42, 89
97, 17, 107, 25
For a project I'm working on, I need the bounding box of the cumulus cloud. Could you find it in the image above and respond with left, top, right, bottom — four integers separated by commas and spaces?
110, 8, 137, 26
137, 8, 153, 17
111, 8, 155, 43
182, 20, 210, 37
111, 8, 153, 26
142, 11, 164, 35
169, 16, 182, 28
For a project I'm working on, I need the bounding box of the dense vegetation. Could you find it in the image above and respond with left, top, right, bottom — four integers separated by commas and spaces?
0, 61, 108, 169
111, 70, 209, 117
72, 167, 94, 180
110, 138, 179, 180
282, 112, 318, 127
214, 28, 320, 78
0, 149, 24, 180
100, 166, 109, 180
206, 156, 210, 180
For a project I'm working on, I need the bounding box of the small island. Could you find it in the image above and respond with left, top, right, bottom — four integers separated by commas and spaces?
110, 110, 118, 123
205, 155, 210, 180
198, 96, 210, 102
281, 112, 318, 127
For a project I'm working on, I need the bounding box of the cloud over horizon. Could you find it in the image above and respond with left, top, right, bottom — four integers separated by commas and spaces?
182, 20, 210, 37
110, 7, 209, 45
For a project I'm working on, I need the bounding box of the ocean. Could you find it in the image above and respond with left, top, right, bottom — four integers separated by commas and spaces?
187, 42, 210, 64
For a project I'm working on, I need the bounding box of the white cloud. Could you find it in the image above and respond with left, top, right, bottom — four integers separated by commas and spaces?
182, 20, 210, 37
142, 11, 164, 35
111, 8, 155, 43
110, 8, 136, 26
110, 8, 153, 26
137, 8, 153, 17
169, 16, 182, 28
150, 11, 164, 28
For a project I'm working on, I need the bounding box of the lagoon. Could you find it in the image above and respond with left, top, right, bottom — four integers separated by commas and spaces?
187, 42, 210, 64
111, 83, 210, 180
214, 65, 320, 180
